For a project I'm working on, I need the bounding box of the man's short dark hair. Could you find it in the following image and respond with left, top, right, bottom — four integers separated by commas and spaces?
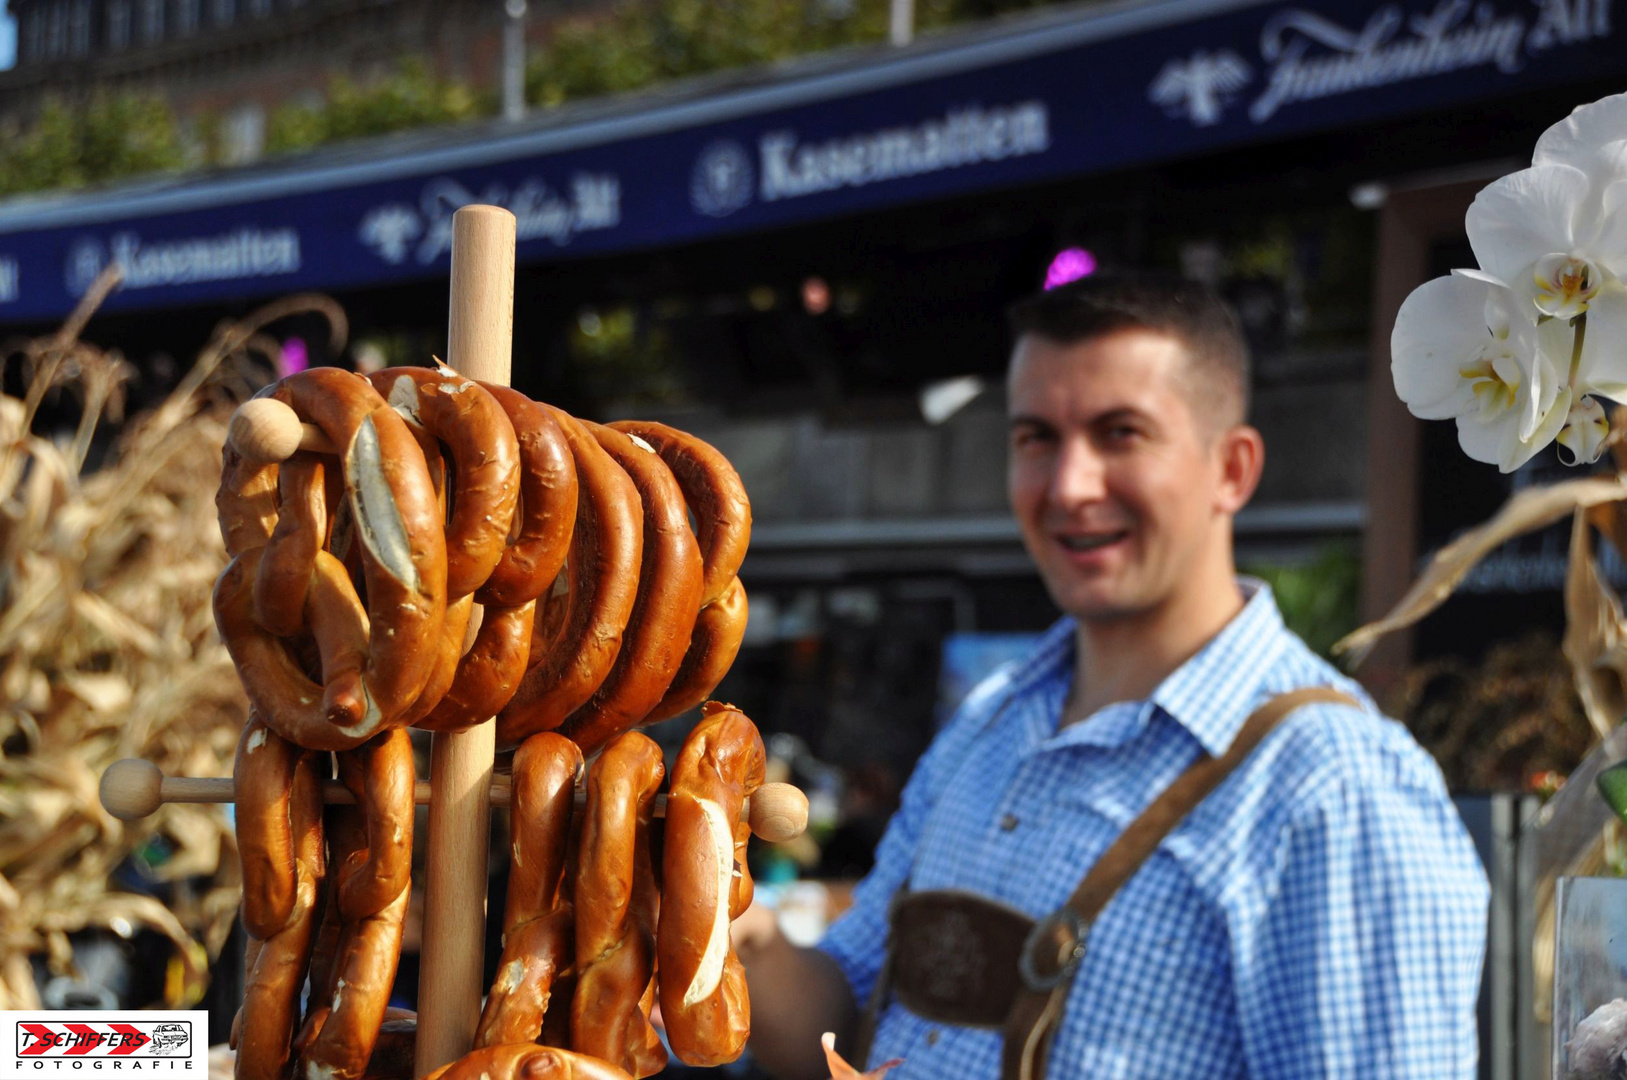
1006, 274, 1251, 425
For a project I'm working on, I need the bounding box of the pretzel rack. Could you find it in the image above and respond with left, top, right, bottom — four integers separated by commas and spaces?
95, 206, 808, 1076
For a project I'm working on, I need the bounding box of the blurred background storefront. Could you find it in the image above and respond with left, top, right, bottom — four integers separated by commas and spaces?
3, 0, 1623, 1073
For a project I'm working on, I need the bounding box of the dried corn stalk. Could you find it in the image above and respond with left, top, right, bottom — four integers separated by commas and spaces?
0, 274, 346, 1009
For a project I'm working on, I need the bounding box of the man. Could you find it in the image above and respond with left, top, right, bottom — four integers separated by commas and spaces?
734, 275, 1490, 1079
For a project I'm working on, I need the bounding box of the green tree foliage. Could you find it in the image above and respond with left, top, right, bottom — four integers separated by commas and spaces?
527, 0, 1055, 107
267, 58, 488, 156
0, 93, 186, 197
1241, 544, 1362, 660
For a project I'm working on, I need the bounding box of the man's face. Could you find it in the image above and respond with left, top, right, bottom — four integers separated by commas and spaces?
1006, 328, 1234, 624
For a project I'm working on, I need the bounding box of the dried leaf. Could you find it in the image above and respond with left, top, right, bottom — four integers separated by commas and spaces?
1563, 509, 1627, 741
1335, 476, 1627, 665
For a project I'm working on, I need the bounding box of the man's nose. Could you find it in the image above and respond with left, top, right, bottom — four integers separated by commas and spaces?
1048, 436, 1107, 506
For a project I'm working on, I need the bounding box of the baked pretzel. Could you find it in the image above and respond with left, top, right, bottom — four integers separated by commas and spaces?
218, 444, 279, 557
293, 1008, 416, 1080
397, 592, 476, 727
419, 599, 538, 733
217, 369, 449, 746
236, 735, 325, 1080
332, 729, 414, 922
422, 1044, 634, 1080
497, 407, 642, 746
605, 422, 749, 606
558, 425, 702, 755
476, 732, 582, 1048
216, 549, 376, 751
477, 386, 577, 607
296, 773, 411, 1080
367, 366, 521, 600
643, 575, 747, 725
235, 715, 302, 940
253, 453, 330, 639
570, 732, 666, 1077
657, 703, 765, 1067
608, 422, 751, 722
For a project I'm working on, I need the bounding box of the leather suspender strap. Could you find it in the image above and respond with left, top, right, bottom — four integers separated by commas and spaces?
999, 686, 1361, 1080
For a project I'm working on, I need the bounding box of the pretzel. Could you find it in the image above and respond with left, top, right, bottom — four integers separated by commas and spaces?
657, 703, 766, 1066
476, 732, 582, 1048
235, 715, 302, 940
217, 370, 449, 746
605, 422, 750, 606
608, 422, 751, 722
236, 739, 325, 1080
296, 775, 411, 1080
477, 385, 577, 607
419, 599, 538, 733
422, 1044, 634, 1080
218, 444, 279, 557
558, 424, 702, 755
217, 549, 377, 751
570, 731, 667, 1077
332, 729, 414, 922
253, 453, 330, 639
397, 592, 476, 727
497, 407, 642, 746
367, 367, 520, 599
293, 1008, 417, 1080
643, 575, 747, 725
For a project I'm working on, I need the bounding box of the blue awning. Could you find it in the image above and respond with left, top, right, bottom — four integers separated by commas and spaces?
0, 0, 1618, 322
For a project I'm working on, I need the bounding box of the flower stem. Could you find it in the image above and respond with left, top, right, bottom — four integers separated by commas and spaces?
1570, 311, 1590, 388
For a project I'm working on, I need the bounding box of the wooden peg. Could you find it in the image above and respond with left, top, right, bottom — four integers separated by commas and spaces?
98, 759, 809, 842
228, 398, 336, 462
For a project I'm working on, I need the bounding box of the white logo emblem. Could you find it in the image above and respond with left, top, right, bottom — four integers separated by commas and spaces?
1149, 49, 1253, 126
65, 236, 106, 297
690, 140, 754, 217
358, 203, 423, 265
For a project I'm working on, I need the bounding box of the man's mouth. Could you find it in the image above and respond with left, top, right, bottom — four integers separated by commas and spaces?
1057, 530, 1130, 553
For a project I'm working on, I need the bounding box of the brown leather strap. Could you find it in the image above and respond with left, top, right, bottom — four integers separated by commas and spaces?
1000, 686, 1360, 1080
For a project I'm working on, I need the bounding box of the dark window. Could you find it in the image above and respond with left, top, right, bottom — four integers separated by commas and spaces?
70, 0, 90, 54
23, 8, 44, 60
47, 1, 67, 58
140, 0, 162, 41
177, 0, 200, 34
108, 0, 131, 48
212, 0, 233, 25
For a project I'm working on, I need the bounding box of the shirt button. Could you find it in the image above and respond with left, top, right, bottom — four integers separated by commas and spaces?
927, 1029, 941, 1046
1000, 813, 1020, 831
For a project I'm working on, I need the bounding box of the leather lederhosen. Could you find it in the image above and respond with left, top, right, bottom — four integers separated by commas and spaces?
856, 687, 1360, 1080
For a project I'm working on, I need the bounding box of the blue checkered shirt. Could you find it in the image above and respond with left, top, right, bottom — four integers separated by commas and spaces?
819, 582, 1489, 1078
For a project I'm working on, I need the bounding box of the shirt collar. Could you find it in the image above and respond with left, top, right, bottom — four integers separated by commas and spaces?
1149, 578, 1291, 756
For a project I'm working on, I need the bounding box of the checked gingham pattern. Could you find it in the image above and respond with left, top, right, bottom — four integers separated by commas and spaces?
819, 581, 1489, 1079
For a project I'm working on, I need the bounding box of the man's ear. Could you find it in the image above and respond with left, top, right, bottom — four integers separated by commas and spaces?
1215, 424, 1264, 515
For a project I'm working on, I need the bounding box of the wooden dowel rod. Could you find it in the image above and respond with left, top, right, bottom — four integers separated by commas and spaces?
419, 204, 516, 1079
96, 759, 810, 842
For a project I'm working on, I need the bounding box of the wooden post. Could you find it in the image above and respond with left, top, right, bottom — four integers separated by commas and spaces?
417, 205, 517, 1077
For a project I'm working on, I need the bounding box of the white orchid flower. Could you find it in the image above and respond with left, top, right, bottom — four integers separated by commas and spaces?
1466, 164, 1627, 322
1392, 271, 1571, 472
1558, 394, 1611, 465
1469, 94, 1627, 326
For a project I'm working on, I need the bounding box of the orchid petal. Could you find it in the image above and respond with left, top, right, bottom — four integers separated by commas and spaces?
1535, 92, 1627, 173
1593, 178, 1627, 277
1576, 289, 1627, 401
1557, 395, 1612, 465
1392, 275, 1498, 420
1467, 165, 1589, 285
